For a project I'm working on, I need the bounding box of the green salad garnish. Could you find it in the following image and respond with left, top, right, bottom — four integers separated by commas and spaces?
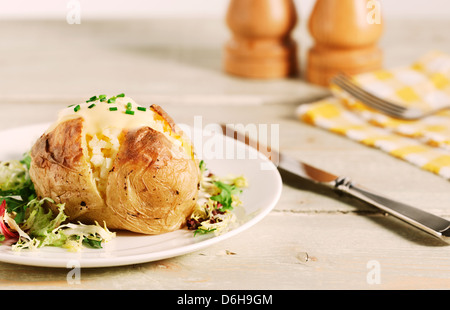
187, 160, 248, 236
0, 153, 115, 252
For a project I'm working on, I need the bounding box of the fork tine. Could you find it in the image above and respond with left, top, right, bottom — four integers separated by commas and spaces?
331, 74, 406, 117
336, 75, 406, 111
330, 73, 450, 120
332, 79, 403, 118
333, 74, 407, 113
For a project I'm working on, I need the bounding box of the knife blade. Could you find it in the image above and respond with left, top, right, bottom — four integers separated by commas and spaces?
221, 124, 450, 243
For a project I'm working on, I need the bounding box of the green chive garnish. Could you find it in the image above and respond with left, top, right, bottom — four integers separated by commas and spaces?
107, 97, 116, 103
126, 102, 132, 110
109, 107, 118, 111
74, 105, 81, 112
88, 104, 96, 109
117, 93, 125, 98
86, 96, 98, 103
99, 94, 106, 100
125, 110, 135, 115
137, 107, 146, 112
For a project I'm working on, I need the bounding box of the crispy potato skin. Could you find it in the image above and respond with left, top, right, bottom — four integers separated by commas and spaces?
29, 118, 105, 221
29, 111, 200, 234
105, 126, 199, 233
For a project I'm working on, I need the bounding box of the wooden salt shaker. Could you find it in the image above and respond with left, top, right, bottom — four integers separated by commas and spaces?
306, 0, 383, 86
223, 0, 299, 79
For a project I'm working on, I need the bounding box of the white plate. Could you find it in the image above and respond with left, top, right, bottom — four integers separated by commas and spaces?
0, 123, 282, 268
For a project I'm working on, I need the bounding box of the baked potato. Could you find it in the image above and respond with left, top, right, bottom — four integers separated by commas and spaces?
28, 95, 200, 234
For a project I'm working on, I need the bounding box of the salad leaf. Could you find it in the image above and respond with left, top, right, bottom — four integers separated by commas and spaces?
82, 237, 103, 249
188, 160, 247, 236
0, 152, 116, 251
199, 160, 206, 174
188, 199, 235, 236
210, 181, 242, 211
0, 152, 36, 223
11, 197, 115, 251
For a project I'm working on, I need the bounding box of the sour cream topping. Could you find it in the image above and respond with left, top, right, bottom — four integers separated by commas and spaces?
55, 97, 165, 134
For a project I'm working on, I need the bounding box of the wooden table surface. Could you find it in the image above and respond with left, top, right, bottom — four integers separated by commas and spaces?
0, 18, 450, 290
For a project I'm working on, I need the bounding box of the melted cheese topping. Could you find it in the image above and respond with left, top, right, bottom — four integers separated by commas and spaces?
53, 98, 172, 138
49, 96, 188, 198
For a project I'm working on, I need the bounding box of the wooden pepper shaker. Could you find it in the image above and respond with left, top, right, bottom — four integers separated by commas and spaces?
223, 0, 299, 79
306, 0, 383, 86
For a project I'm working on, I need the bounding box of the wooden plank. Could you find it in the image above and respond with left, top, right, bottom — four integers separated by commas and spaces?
0, 213, 448, 290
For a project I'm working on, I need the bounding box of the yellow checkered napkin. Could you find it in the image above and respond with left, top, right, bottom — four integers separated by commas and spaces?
296, 51, 450, 179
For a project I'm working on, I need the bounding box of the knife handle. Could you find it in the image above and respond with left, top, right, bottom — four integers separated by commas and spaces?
334, 177, 450, 243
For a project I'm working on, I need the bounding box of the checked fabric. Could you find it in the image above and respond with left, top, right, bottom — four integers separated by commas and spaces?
297, 51, 450, 179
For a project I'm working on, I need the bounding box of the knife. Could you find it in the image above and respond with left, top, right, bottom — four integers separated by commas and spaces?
221, 124, 450, 244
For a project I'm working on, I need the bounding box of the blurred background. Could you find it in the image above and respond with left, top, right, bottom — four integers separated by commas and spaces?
0, 0, 449, 106
1, 0, 450, 19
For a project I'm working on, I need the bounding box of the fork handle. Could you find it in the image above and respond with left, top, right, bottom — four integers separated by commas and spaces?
335, 177, 450, 243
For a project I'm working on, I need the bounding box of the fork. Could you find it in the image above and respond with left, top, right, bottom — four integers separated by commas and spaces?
331, 73, 450, 120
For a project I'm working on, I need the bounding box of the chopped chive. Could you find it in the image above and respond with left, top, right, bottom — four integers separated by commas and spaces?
109, 107, 118, 111
100, 98, 107, 102
88, 104, 96, 109
74, 105, 81, 112
126, 102, 132, 110
99, 94, 106, 100
86, 96, 98, 103
67, 104, 75, 107
116, 93, 125, 98
107, 97, 116, 103
125, 110, 135, 115
137, 107, 146, 112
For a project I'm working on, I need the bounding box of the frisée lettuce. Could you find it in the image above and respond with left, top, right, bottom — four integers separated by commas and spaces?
0, 153, 115, 252
187, 160, 248, 236
0, 153, 36, 223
